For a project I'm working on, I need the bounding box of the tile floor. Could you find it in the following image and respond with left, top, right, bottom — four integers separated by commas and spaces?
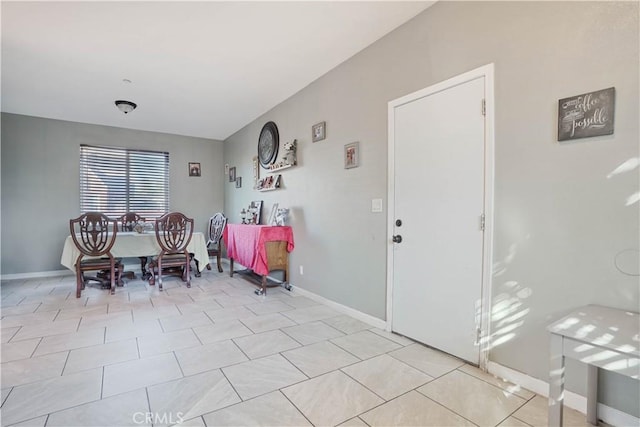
1, 266, 591, 426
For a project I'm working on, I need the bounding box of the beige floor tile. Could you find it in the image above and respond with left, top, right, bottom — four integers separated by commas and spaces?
389, 343, 464, 377
239, 312, 296, 333
282, 340, 359, 377
233, 329, 300, 359
204, 306, 256, 321
147, 369, 240, 426
192, 319, 253, 344
418, 369, 526, 426
361, 390, 475, 426
77, 311, 133, 331
46, 388, 148, 426
279, 296, 320, 309
1, 338, 40, 362
1, 351, 68, 387
0, 303, 40, 317
1, 311, 59, 328
2, 387, 13, 406
1, 326, 20, 343
498, 416, 533, 426
283, 370, 383, 426
150, 294, 195, 307
1, 368, 102, 425
281, 304, 341, 323
137, 328, 201, 358
213, 294, 260, 308
8, 414, 49, 426
158, 311, 213, 332
176, 300, 223, 314
132, 304, 181, 322
105, 318, 163, 342
102, 352, 183, 397
512, 395, 589, 427
64, 338, 139, 374
368, 328, 415, 346
323, 315, 371, 334
245, 300, 295, 316
32, 327, 105, 356
56, 304, 108, 320
203, 391, 311, 427
331, 330, 402, 360
342, 354, 433, 400
222, 354, 308, 400
175, 339, 248, 376
10, 318, 80, 341
337, 417, 370, 427
458, 364, 535, 400
281, 320, 345, 345
175, 416, 206, 427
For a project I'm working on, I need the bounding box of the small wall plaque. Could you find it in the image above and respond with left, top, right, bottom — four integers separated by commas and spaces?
558, 87, 615, 142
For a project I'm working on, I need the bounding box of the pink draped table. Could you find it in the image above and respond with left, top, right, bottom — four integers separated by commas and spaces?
223, 224, 294, 294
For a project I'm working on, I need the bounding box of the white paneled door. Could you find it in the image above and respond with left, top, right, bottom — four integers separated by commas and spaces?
389, 70, 490, 364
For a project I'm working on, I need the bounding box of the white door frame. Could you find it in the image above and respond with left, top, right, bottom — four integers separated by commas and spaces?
386, 64, 495, 370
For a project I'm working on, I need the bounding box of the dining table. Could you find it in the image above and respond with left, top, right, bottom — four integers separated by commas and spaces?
60, 231, 210, 278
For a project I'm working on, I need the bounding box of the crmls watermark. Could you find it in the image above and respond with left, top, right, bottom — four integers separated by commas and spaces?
133, 412, 184, 425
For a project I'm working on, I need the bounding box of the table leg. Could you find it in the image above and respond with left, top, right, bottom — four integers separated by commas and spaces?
549, 333, 564, 427
587, 364, 598, 425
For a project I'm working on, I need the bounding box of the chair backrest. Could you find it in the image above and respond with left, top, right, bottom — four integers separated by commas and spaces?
118, 212, 144, 231
70, 212, 118, 257
154, 212, 193, 253
208, 213, 227, 245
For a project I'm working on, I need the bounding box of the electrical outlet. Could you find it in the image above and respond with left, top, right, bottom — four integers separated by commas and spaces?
299, 265, 304, 275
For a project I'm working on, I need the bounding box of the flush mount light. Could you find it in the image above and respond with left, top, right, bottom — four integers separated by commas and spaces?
115, 100, 137, 114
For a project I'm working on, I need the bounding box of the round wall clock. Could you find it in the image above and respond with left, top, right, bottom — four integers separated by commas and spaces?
258, 121, 279, 168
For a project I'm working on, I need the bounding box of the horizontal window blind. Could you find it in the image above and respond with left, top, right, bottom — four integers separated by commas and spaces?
79, 144, 169, 219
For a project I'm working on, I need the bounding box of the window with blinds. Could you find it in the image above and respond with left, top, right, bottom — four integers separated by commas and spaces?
79, 144, 169, 219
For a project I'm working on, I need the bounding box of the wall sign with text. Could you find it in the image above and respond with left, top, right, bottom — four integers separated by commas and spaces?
558, 87, 615, 142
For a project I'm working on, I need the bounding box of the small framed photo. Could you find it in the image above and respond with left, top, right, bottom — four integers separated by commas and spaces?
225, 163, 229, 175
235, 177, 242, 188
312, 121, 326, 142
189, 162, 201, 177
344, 142, 359, 169
229, 166, 236, 182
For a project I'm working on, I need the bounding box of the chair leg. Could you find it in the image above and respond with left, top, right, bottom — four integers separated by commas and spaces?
185, 258, 191, 288
217, 253, 223, 273
110, 264, 116, 295
75, 267, 83, 298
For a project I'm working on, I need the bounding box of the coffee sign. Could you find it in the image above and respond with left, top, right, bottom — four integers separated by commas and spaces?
558, 87, 615, 142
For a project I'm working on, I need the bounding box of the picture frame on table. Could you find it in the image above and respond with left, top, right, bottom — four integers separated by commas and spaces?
268, 203, 279, 225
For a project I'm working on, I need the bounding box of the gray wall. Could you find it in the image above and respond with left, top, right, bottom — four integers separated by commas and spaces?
225, 1, 639, 416
1, 113, 225, 275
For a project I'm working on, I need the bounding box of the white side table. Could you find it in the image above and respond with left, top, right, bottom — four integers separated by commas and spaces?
548, 305, 639, 426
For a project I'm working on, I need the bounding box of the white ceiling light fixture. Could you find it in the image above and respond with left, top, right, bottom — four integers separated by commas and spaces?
115, 100, 137, 114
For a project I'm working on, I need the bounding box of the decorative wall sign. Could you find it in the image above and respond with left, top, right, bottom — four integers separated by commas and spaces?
312, 121, 326, 142
558, 87, 615, 142
188, 162, 201, 177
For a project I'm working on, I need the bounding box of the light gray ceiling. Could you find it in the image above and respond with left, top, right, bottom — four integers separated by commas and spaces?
1, 1, 433, 140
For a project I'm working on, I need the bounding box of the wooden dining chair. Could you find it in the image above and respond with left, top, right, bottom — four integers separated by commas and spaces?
116, 212, 150, 279
148, 212, 194, 291
69, 212, 122, 298
205, 213, 227, 273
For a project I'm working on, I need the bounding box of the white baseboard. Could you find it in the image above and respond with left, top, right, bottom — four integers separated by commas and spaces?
487, 361, 640, 427
1, 269, 71, 281
289, 284, 386, 330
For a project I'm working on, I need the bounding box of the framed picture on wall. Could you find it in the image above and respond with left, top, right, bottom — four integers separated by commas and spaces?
188, 162, 201, 177
344, 142, 359, 169
236, 177, 242, 188
312, 121, 326, 142
229, 166, 236, 182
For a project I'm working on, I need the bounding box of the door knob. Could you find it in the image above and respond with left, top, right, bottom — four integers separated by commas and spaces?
392, 235, 403, 243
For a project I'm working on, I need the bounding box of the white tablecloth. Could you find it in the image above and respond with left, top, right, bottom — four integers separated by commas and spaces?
61, 231, 210, 273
